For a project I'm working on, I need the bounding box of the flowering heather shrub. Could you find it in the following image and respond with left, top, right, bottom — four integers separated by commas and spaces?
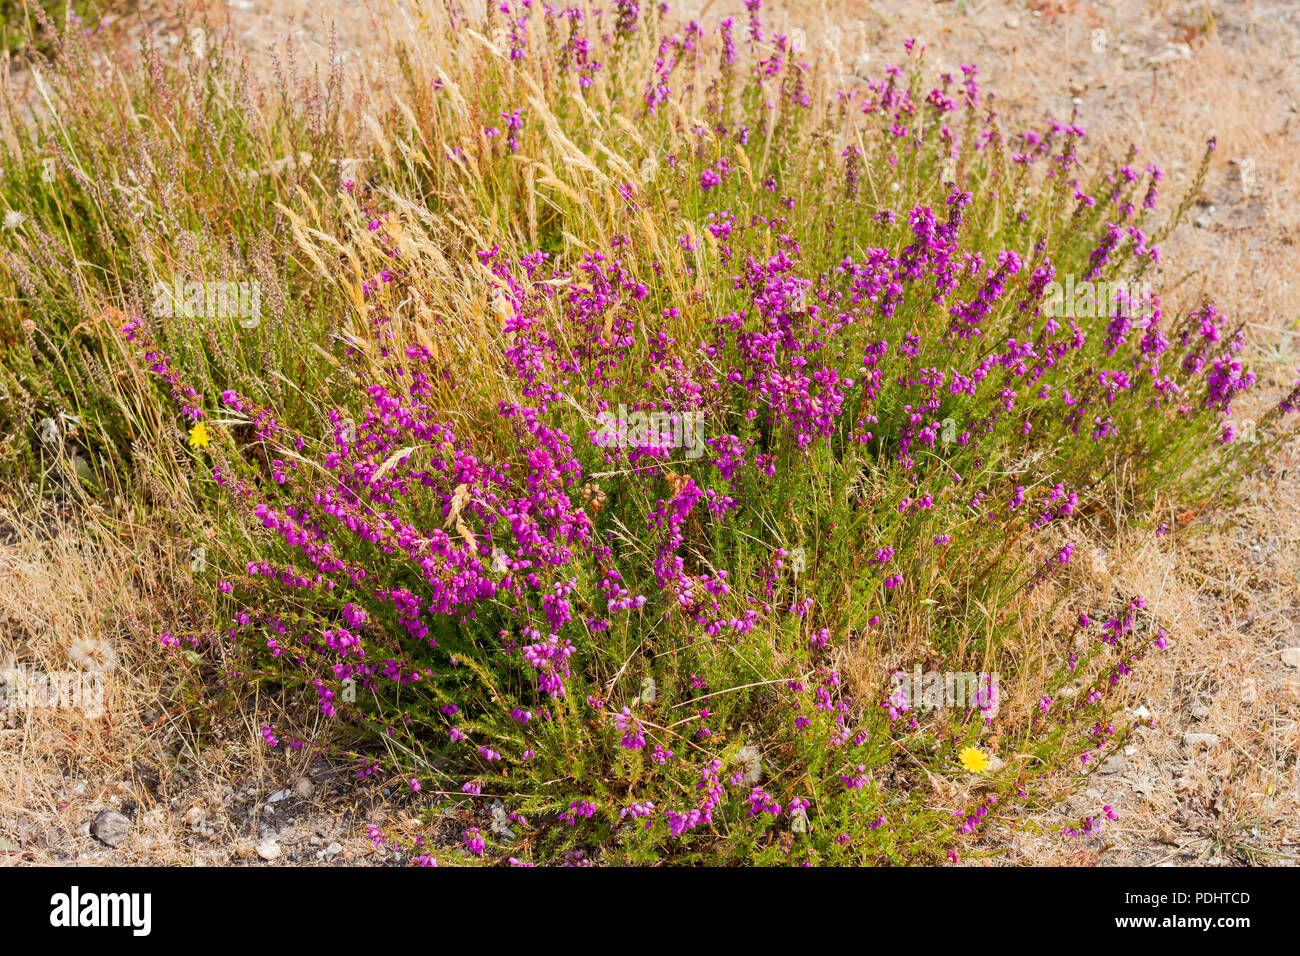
90, 1, 1300, 863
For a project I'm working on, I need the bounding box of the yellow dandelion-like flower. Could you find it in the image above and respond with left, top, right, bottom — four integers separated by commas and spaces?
959, 746, 991, 773
188, 421, 211, 449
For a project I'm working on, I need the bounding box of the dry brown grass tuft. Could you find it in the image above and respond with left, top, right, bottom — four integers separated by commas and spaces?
0, 488, 196, 863
0, 485, 404, 865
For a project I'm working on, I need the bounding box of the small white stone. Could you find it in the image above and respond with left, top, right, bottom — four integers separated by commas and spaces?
1100, 755, 1127, 774
92, 810, 131, 847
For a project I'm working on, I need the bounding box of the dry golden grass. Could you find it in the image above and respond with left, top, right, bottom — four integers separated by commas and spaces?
0, 486, 197, 863
0, 480, 413, 865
